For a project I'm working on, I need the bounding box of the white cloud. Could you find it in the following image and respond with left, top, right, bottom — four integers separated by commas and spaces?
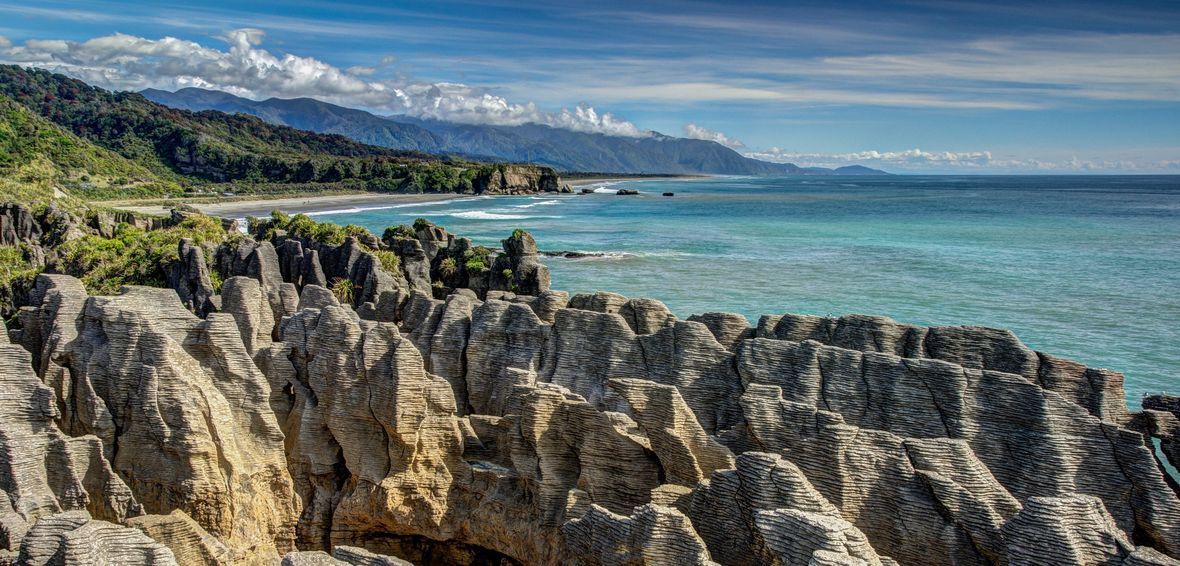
683, 123, 745, 148
0, 29, 652, 137
745, 147, 1180, 172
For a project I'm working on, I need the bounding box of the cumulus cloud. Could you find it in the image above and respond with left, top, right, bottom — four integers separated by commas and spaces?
0, 29, 651, 137
683, 123, 745, 148
745, 147, 1180, 172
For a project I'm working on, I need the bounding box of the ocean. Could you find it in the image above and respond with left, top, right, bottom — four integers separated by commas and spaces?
308, 175, 1180, 406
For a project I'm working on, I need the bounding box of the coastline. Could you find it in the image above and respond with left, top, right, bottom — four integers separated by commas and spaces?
565, 174, 710, 188
110, 174, 714, 218
112, 192, 465, 218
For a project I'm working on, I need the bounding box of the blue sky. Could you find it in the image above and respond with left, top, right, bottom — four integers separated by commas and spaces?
1, 0, 1178, 172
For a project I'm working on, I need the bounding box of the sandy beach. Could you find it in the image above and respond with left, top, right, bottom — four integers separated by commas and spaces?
113, 192, 464, 218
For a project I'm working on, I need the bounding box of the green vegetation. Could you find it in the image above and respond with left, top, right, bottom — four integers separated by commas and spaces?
265, 211, 345, 245
0, 65, 528, 201
465, 256, 488, 273
511, 228, 527, 240
413, 218, 434, 232
331, 278, 355, 305
439, 257, 458, 278
0, 245, 38, 285
372, 249, 400, 273
0, 245, 37, 322
0, 96, 180, 203
383, 224, 417, 241
343, 224, 370, 241
56, 214, 233, 295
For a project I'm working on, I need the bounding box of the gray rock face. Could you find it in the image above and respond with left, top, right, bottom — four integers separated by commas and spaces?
686, 312, 752, 352
490, 230, 550, 296
393, 237, 432, 292
168, 238, 216, 316
758, 312, 1128, 422
1143, 395, 1180, 468
0, 203, 42, 246
17, 510, 176, 566
0, 343, 139, 531
6, 258, 1180, 566
736, 337, 1180, 556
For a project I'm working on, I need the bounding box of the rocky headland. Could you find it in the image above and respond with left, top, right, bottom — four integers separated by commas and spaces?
1, 202, 1179, 565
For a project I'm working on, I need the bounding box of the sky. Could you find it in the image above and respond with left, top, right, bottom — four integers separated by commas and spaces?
0, 0, 1178, 173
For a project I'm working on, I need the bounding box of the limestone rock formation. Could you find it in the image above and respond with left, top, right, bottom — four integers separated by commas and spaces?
0, 203, 41, 246
489, 230, 550, 296
11, 276, 299, 561
758, 312, 1128, 422
168, 238, 216, 316
4, 220, 1180, 566
16, 510, 176, 565
473, 165, 560, 195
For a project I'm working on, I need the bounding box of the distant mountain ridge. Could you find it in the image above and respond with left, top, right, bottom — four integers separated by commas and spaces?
0, 65, 559, 200
141, 87, 887, 176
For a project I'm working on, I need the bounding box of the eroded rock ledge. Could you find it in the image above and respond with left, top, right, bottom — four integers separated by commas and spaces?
2, 219, 1179, 566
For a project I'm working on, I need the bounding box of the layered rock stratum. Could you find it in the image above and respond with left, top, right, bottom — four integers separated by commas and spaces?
2, 208, 1179, 565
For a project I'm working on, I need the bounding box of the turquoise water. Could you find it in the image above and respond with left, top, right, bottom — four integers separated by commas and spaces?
310, 176, 1180, 405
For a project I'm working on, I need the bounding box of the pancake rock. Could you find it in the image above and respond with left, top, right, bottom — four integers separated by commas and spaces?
4, 222, 1180, 566
757, 312, 1128, 422
11, 276, 299, 561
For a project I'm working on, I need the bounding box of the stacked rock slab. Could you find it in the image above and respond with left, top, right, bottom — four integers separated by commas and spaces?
6, 251, 1180, 565
11, 276, 299, 561
735, 336, 1180, 559
0, 342, 139, 547
757, 312, 1128, 422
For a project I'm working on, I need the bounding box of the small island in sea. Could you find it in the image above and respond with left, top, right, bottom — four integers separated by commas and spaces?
1, 2, 1178, 565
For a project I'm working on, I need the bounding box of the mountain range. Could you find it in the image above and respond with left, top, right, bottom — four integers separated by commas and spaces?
0, 65, 548, 200
141, 87, 886, 176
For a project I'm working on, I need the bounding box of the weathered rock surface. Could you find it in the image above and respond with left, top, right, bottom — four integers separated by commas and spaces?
5, 221, 1180, 566
0, 203, 42, 246
16, 510, 176, 565
0, 343, 139, 533
758, 312, 1129, 422
11, 276, 299, 561
489, 230, 550, 296
168, 238, 216, 316
735, 337, 1180, 557
473, 165, 560, 195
